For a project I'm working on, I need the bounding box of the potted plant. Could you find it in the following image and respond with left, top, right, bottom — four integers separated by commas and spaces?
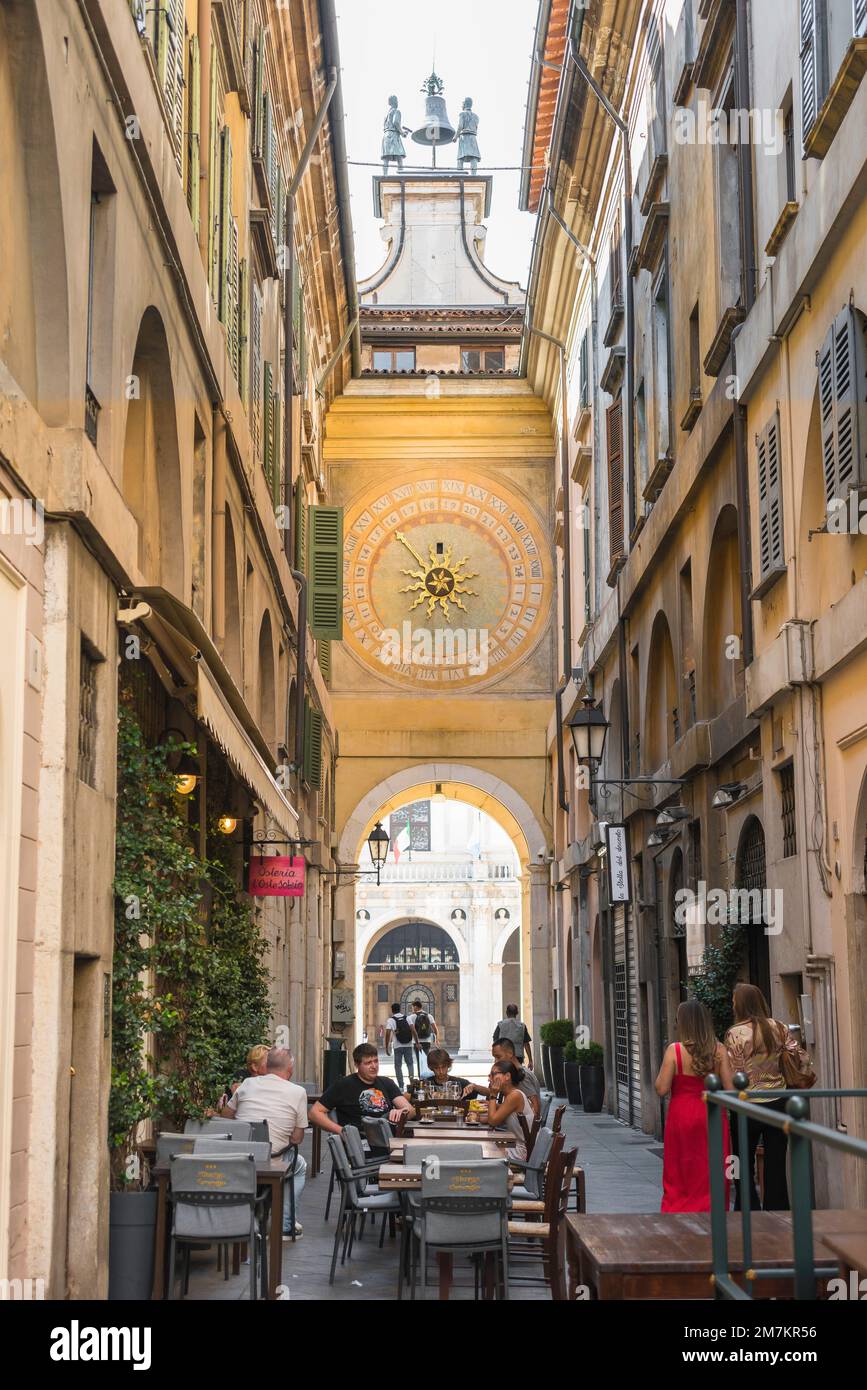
563, 1040, 582, 1106
540, 1019, 574, 1097
576, 1041, 605, 1113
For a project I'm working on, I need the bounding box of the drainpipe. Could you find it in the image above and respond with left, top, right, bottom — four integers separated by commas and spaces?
730, 322, 754, 667
569, 35, 635, 538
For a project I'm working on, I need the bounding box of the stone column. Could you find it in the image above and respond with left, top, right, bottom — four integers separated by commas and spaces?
332, 865, 358, 1051
527, 862, 553, 1039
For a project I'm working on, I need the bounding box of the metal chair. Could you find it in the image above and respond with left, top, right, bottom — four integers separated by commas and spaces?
537, 1092, 554, 1127
168, 1153, 267, 1300
201, 1118, 253, 1141
326, 1134, 401, 1283
192, 1137, 272, 1163
362, 1117, 393, 1155
408, 1159, 510, 1301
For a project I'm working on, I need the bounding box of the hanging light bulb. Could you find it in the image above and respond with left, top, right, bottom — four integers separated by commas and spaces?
217, 815, 238, 835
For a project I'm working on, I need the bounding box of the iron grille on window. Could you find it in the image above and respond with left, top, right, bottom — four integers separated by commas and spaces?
780, 763, 797, 858
78, 645, 98, 787
614, 960, 629, 1087
737, 819, 767, 924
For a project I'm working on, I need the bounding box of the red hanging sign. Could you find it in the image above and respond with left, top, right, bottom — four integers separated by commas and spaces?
248, 855, 306, 897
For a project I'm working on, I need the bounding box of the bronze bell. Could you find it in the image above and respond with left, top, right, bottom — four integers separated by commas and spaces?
411, 71, 456, 150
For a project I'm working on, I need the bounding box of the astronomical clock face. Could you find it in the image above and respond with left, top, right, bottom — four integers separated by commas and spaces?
343, 468, 553, 691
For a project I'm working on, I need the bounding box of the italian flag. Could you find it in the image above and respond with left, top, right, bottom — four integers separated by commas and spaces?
392, 824, 411, 862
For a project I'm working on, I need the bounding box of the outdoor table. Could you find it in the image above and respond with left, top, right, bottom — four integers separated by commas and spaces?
150, 1158, 288, 1300
380, 1144, 511, 1181
401, 1125, 512, 1145
564, 1210, 867, 1300
814, 1229, 867, 1281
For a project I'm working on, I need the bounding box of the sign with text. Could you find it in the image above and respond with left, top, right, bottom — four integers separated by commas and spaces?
248, 855, 306, 897
606, 824, 631, 903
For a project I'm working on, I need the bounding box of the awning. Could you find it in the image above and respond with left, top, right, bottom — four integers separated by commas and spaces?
197, 664, 299, 836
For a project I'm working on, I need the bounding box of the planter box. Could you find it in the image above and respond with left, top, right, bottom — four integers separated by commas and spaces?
579, 1064, 605, 1114
109, 1190, 158, 1301
564, 1061, 582, 1106
540, 1044, 554, 1092
549, 1045, 567, 1099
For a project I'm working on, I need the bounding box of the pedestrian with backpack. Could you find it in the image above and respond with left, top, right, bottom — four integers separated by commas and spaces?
408, 997, 438, 1071
385, 1002, 418, 1090
493, 1003, 533, 1069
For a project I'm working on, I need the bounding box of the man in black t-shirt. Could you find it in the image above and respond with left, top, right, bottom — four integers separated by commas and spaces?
310, 1043, 415, 1135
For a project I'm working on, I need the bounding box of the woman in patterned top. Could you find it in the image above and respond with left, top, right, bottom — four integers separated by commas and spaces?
724, 983, 792, 1211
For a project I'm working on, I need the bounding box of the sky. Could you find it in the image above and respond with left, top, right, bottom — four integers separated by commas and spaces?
335, 0, 539, 286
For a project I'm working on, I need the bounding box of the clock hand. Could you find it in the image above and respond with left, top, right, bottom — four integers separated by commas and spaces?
395, 530, 427, 570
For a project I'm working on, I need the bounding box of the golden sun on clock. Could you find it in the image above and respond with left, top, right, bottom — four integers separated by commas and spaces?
342, 468, 552, 691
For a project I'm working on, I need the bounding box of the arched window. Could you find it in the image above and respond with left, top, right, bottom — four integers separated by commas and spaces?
365, 923, 459, 971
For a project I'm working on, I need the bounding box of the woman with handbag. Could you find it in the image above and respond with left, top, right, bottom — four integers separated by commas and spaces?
724, 983, 815, 1211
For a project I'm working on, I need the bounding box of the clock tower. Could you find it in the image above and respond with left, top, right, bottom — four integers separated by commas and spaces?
325, 143, 556, 1047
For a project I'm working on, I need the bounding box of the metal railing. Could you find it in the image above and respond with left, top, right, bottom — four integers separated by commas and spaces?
374, 862, 516, 883
705, 1076, 867, 1300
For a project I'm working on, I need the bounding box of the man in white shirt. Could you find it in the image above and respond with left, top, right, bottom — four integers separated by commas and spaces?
219, 1046, 307, 1237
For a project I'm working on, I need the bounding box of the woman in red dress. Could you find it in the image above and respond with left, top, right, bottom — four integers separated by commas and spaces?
655, 1000, 734, 1213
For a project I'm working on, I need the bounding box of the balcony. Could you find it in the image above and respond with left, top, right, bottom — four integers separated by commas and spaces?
803, 37, 867, 160
370, 861, 516, 884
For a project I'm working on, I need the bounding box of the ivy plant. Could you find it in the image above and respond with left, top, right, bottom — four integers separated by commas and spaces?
109, 692, 271, 1190
686, 922, 745, 1039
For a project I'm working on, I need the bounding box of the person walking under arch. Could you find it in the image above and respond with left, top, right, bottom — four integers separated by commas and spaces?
385, 1002, 417, 1090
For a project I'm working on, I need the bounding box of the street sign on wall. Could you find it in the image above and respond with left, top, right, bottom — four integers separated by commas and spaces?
606, 824, 631, 903
247, 855, 306, 897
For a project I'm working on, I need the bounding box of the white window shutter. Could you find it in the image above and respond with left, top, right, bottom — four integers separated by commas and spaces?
856, 0, 867, 39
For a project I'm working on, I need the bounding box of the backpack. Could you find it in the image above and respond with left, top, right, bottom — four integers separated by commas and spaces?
393, 1013, 413, 1045
497, 1017, 525, 1052
414, 1011, 431, 1040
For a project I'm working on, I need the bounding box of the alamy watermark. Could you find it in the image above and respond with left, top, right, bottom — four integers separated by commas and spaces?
0, 497, 44, 547
674, 881, 784, 936
674, 100, 783, 156
378, 620, 490, 677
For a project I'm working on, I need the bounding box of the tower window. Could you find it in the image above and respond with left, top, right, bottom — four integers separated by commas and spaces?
373, 348, 416, 371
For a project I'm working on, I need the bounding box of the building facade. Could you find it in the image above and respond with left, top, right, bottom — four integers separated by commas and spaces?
523, 0, 867, 1205
0, 0, 352, 1295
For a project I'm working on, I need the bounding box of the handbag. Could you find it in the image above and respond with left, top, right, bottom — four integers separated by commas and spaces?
778, 1027, 817, 1090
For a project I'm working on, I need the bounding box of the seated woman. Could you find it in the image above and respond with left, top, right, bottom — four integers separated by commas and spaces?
483, 1059, 534, 1162
424, 1047, 471, 1093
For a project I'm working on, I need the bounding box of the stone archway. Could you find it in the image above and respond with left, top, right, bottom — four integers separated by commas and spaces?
362, 919, 463, 1051
336, 763, 550, 1049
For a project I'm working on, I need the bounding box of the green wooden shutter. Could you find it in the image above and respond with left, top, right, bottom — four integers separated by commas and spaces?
272, 163, 284, 250
207, 50, 219, 302
757, 412, 784, 579
188, 34, 201, 234
263, 92, 275, 204
253, 26, 264, 156
250, 280, 262, 458
169, 0, 185, 168
238, 258, 249, 404
607, 397, 624, 565
156, 2, 170, 93
317, 639, 332, 683
819, 306, 863, 510
272, 392, 282, 510
303, 699, 323, 789
308, 506, 344, 640
263, 360, 274, 488
294, 476, 307, 572
218, 126, 233, 325
229, 219, 240, 381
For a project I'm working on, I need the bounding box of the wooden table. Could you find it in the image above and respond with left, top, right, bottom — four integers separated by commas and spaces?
816, 1231, 867, 1281
565, 1210, 867, 1300
150, 1158, 288, 1300
402, 1126, 512, 1145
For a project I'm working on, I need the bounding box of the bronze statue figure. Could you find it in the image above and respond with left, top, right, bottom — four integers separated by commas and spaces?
382, 95, 409, 174
456, 98, 480, 174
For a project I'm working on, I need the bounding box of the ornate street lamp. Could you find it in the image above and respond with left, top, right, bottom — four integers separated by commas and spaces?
366, 820, 390, 885
566, 698, 609, 766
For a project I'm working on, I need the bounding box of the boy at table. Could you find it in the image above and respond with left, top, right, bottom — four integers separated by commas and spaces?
310, 1042, 415, 1136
